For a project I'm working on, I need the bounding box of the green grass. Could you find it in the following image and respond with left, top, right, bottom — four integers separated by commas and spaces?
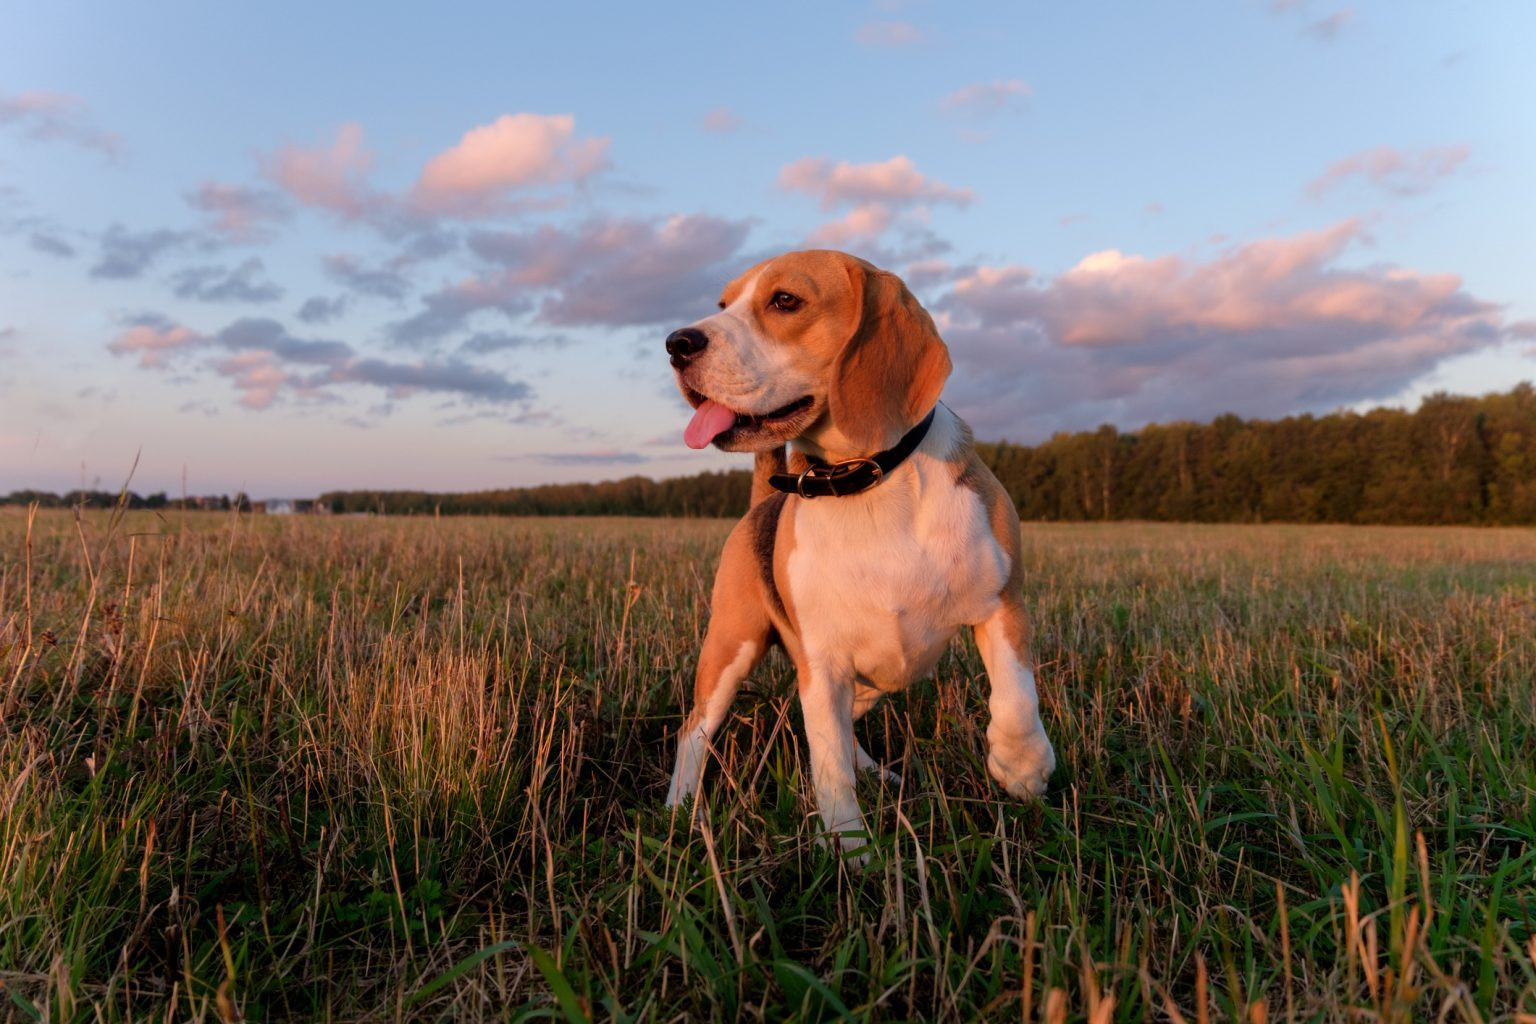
1, 507, 1534, 1021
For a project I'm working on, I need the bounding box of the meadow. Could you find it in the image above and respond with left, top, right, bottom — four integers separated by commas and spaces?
1, 507, 1533, 1022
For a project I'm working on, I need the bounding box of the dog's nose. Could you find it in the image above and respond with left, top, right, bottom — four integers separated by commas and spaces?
666, 327, 708, 368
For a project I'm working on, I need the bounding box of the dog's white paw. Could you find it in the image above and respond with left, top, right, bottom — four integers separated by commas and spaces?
986, 729, 1056, 800
853, 742, 900, 785
858, 760, 902, 786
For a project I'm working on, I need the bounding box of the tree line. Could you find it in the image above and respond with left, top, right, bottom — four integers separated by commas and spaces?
317, 385, 1536, 525
976, 384, 1535, 525
0, 490, 253, 512
7, 384, 1533, 524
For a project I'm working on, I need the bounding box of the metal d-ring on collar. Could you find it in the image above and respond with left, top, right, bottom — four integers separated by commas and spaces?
793, 457, 883, 498
768, 407, 937, 499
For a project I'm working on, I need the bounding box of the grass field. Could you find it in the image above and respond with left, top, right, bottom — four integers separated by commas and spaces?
1, 507, 1533, 1022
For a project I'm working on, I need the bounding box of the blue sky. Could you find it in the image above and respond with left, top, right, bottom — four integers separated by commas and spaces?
2, 1, 1532, 498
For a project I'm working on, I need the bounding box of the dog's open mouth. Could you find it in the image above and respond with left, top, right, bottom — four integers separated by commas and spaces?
682, 388, 815, 449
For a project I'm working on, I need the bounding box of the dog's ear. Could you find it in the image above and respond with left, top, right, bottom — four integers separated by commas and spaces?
829, 263, 952, 453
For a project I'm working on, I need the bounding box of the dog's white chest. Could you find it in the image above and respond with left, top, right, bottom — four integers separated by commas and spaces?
786, 462, 1007, 690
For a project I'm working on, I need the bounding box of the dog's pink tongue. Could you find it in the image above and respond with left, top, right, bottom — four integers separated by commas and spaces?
684, 400, 738, 449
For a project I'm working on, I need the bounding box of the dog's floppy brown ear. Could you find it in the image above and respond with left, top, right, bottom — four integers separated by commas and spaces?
829, 263, 952, 453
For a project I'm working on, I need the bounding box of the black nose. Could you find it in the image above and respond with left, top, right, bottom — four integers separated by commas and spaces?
666, 327, 708, 368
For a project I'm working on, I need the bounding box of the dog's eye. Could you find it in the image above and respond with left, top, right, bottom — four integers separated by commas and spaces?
769, 291, 802, 312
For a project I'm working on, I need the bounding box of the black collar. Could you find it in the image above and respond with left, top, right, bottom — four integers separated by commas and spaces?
767, 408, 937, 499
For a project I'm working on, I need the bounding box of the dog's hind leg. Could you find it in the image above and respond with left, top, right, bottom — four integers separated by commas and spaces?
852, 687, 900, 784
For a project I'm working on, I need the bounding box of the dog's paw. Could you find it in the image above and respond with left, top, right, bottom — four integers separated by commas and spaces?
822, 831, 872, 869
986, 729, 1056, 800
857, 759, 902, 786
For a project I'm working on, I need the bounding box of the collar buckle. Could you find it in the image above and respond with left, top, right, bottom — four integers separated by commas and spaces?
795, 457, 882, 499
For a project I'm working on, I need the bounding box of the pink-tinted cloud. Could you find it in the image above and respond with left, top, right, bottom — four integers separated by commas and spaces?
1304, 9, 1355, 40
779, 155, 974, 210
261, 122, 378, 220
807, 203, 896, 246
215, 349, 291, 409
185, 182, 291, 241
1305, 144, 1470, 199
108, 321, 206, 368
410, 113, 609, 216
933, 220, 1518, 438
701, 108, 741, 134
939, 80, 1031, 117
854, 20, 924, 47
0, 90, 120, 156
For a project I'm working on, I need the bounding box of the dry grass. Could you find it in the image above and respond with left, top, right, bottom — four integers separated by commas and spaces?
1, 507, 1533, 1021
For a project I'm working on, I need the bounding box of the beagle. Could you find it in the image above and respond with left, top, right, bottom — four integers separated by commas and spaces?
663, 249, 1056, 855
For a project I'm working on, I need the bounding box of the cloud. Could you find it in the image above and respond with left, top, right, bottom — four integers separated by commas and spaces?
780, 155, 972, 247
171, 258, 285, 303
854, 20, 924, 47
330, 358, 531, 403
1304, 9, 1354, 40
779, 155, 974, 210
457, 331, 569, 354
0, 90, 120, 156
214, 318, 353, 364
1305, 144, 1470, 199
410, 113, 609, 216
185, 182, 291, 241
386, 275, 534, 346
90, 225, 196, 279
259, 115, 606, 230
211, 350, 293, 409
807, 203, 896, 246
29, 232, 75, 258
260, 122, 378, 220
528, 450, 650, 466
933, 219, 1520, 438
324, 253, 412, 301
108, 319, 206, 367
939, 80, 1031, 117
296, 295, 349, 324
902, 259, 955, 290
701, 108, 741, 134
106, 312, 534, 410
464, 212, 754, 327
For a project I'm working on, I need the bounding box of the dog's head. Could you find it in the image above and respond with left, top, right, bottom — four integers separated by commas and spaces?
667, 250, 951, 456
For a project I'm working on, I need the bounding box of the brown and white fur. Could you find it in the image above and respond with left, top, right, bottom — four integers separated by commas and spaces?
664, 249, 1056, 854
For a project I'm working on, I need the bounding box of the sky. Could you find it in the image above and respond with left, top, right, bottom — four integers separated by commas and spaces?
2, 1, 1533, 499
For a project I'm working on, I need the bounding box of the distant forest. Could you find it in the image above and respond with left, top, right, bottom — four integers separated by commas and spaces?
7, 384, 1535, 525
318, 385, 1536, 524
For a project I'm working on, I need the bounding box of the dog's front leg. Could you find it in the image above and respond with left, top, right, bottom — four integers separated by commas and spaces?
974, 600, 1056, 800
666, 574, 772, 808
798, 666, 867, 853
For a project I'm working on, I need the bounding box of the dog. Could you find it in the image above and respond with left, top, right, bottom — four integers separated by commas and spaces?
663, 249, 1056, 854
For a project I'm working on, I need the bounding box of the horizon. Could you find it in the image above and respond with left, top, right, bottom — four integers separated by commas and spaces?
7, 378, 1529, 505
3, 3, 1534, 497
